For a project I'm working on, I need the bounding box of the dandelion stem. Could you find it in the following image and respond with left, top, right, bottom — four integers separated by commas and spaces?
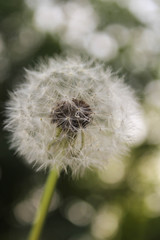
28, 168, 59, 240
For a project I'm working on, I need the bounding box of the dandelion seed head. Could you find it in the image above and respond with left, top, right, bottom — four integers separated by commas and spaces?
5, 57, 143, 176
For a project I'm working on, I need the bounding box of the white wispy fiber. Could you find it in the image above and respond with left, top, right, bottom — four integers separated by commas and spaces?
5, 57, 143, 175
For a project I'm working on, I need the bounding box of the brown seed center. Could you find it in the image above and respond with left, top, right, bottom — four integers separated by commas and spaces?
51, 98, 92, 133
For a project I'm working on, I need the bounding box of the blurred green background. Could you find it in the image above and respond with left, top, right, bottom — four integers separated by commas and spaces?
1, 0, 160, 239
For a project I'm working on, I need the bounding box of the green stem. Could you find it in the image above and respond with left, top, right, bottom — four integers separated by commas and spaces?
28, 168, 59, 240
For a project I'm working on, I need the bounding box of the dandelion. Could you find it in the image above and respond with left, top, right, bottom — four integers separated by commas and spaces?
5, 56, 143, 240
5, 57, 142, 175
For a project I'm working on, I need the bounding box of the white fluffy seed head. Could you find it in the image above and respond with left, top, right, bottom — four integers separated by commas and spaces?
5, 57, 143, 176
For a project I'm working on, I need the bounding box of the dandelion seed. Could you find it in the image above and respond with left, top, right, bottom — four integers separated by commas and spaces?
5, 57, 143, 176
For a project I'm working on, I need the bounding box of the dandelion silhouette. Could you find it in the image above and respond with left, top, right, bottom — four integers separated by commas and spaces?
5, 57, 143, 240
5, 57, 142, 175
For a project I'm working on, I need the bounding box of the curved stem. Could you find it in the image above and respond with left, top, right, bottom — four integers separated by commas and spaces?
28, 168, 59, 240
